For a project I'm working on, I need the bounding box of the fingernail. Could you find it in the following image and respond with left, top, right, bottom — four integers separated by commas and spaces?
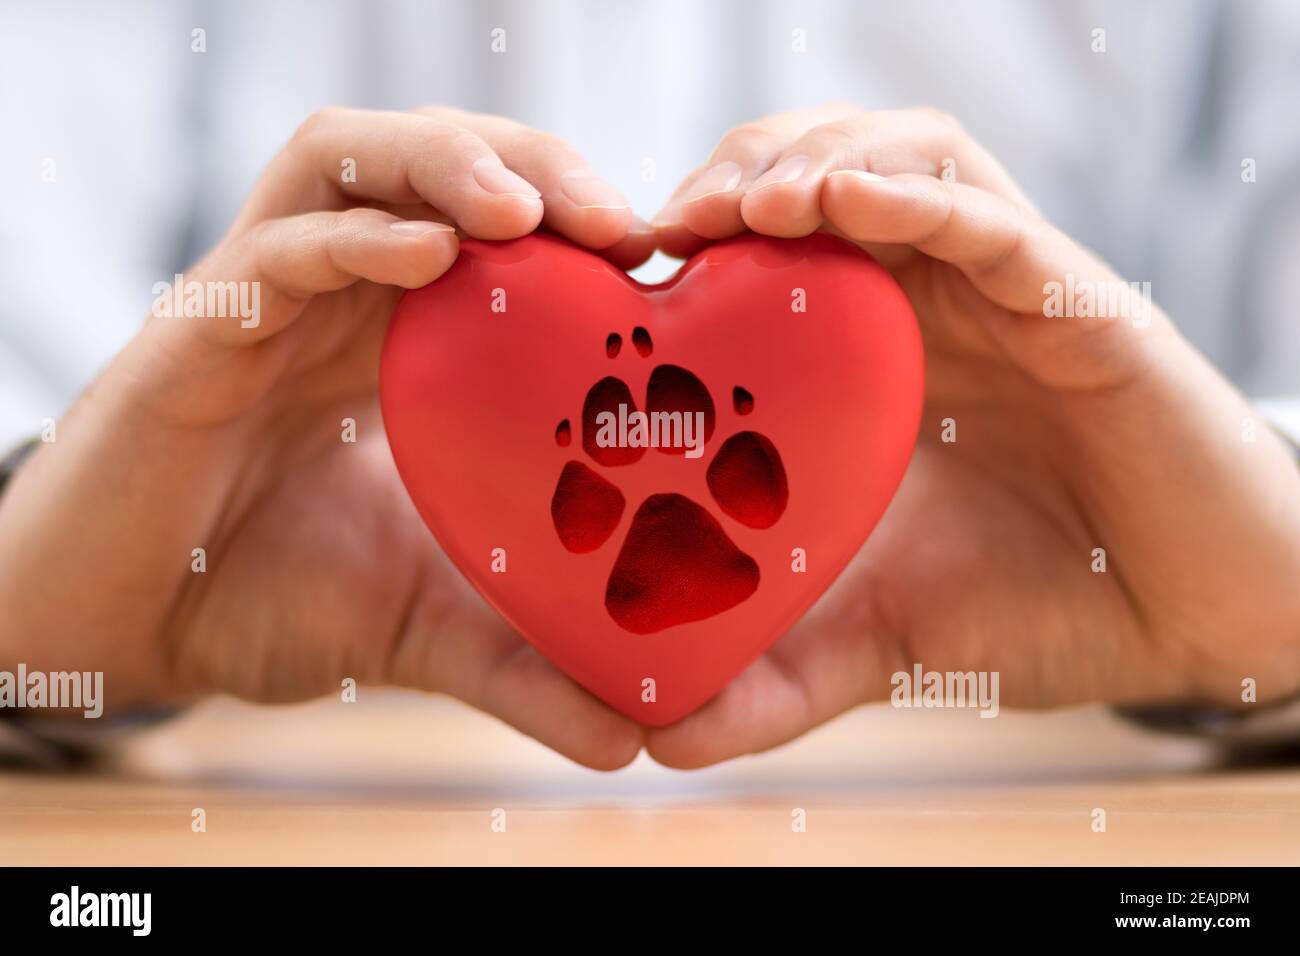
626, 216, 656, 237
651, 203, 682, 229
827, 169, 889, 184
390, 220, 456, 236
681, 161, 743, 204
472, 158, 542, 199
560, 170, 630, 210
747, 155, 810, 193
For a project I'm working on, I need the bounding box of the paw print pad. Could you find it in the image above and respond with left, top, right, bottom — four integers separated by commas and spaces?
550, 327, 788, 634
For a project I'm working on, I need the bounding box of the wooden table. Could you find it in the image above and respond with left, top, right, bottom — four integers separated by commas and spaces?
3, 693, 1298, 865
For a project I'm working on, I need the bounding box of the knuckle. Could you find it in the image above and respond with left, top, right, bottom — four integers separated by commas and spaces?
407, 118, 486, 159
1012, 209, 1052, 248
509, 127, 572, 161
914, 105, 963, 133
246, 216, 281, 251
336, 206, 377, 231
291, 106, 347, 145
809, 120, 866, 163
976, 205, 1037, 273
407, 117, 453, 149
241, 218, 284, 272
715, 123, 782, 158
818, 118, 865, 143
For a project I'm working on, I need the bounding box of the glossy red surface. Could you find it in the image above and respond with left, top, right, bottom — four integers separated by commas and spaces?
381, 233, 924, 724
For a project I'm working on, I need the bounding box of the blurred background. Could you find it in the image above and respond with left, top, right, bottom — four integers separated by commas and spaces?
2, 0, 1299, 861
4, 0, 1300, 452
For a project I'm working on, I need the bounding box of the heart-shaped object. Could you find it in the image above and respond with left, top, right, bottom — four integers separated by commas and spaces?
381, 233, 923, 725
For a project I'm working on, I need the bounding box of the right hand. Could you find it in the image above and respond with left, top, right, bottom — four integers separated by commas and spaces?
644, 105, 1300, 768
0, 106, 653, 769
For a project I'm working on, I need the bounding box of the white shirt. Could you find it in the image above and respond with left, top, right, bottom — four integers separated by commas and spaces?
2, 0, 1299, 449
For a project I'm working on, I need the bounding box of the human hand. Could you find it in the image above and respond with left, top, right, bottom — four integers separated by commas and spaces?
0, 106, 653, 769
645, 105, 1300, 766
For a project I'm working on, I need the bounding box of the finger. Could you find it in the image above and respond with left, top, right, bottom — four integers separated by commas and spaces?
237, 107, 543, 240
162, 207, 459, 347
656, 106, 1036, 254
596, 217, 658, 271
740, 108, 1034, 242
821, 171, 1114, 316
644, 657, 814, 769
379, 188, 656, 271
659, 105, 856, 244
413, 610, 645, 771
359, 194, 655, 278
465, 643, 645, 771
646, 611, 890, 769
416, 106, 635, 250
652, 192, 716, 259
822, 171, 1167, 390
647, 104, 859, 250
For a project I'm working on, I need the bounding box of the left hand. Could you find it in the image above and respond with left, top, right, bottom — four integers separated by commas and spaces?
0, 106, 652, 770
644, 105, 1300, 767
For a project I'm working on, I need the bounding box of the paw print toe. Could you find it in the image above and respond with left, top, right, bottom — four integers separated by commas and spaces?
605, 493, 760, 634
551, 461, 625, 553
582, 376, 644, 466
645, 364, 716, 456
552, 329, 788, 634
706, 431, 788, 529
631, 326, 653, 356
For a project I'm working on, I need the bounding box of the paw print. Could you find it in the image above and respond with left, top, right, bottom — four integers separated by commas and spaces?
550, 326, 788, 634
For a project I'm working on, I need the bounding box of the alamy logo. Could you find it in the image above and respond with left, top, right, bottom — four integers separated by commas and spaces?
1042, 273, 1152, 328
0, 664, 103, 718
151, 273, 261, 328
50, 886, 151, 936
594, 403, 707, 459
890, 663, 1000, 718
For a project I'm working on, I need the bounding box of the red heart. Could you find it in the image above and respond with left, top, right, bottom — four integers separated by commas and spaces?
380, 233, 923, 725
